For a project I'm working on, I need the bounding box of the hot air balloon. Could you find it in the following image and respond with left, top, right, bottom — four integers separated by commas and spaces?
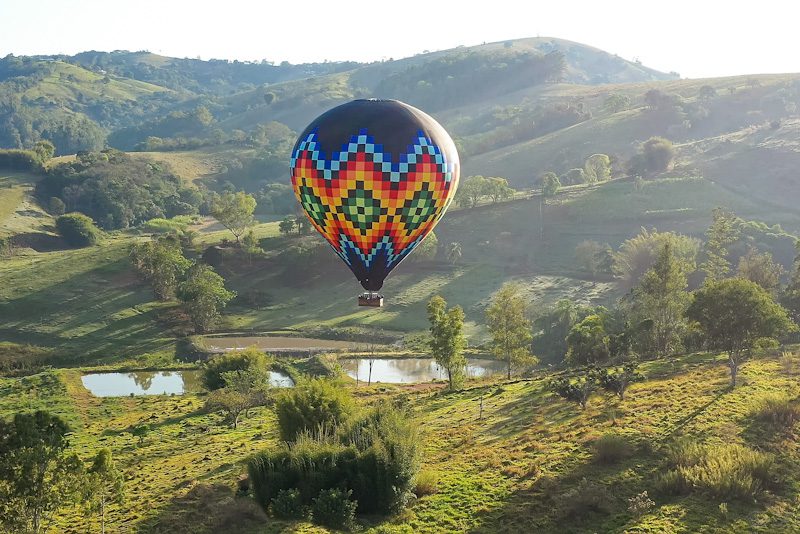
290, 99, 460, 307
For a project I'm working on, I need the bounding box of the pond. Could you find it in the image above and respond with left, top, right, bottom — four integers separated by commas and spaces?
339, 358, 507, 384
81, 370, 294, 397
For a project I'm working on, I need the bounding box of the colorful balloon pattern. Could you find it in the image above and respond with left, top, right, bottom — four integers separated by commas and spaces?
290, 99, 460, 291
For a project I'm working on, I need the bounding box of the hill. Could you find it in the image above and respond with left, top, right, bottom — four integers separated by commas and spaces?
1, 37, 675, 155
1, 348, 799, 532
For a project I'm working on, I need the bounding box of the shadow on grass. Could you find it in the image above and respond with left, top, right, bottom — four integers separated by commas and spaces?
136, 482, 269, 534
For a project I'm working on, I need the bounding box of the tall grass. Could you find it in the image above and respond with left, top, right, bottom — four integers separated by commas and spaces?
658, 440, 774, 500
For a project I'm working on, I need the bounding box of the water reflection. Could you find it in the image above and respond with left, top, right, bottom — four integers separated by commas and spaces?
339, 358, 506, 384
81, 370, 293, 397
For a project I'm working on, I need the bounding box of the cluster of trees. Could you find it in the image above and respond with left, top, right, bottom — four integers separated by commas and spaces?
550, 210, 799, 387
427, 283, 537, 390
0, 141, 55, 172
130, 235, 235, 332
454, 175, 516, 208
539, 152, 613, 190
0, 411, 124, 533
55, 212, 102, 247
36, 149, 203, 230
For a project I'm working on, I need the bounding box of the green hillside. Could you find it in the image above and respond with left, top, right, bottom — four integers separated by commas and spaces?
2, 348, 800, 533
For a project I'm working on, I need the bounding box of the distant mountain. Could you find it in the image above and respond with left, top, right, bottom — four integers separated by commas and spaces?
0, 37, 675, 154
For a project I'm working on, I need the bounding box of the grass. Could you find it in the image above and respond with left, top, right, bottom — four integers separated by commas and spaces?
4, 350, 800, 532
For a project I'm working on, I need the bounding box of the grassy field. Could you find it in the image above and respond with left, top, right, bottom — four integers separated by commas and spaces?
2, 349, 799, 532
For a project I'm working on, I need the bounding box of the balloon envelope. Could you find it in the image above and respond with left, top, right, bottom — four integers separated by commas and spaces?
290, 99, 460, 291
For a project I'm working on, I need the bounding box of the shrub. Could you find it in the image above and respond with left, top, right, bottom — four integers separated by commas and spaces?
56, 212, 101, 247
203, 347, 273, 390
312, 488, 357, 530
270, 488, 306, 520
249, 401, 420, 516
752, 393, 800, 428
549, 373, 596, 409
554, 477, 611, 519
591, 433, 634, 464
627, 491, 655, 518
47, 197, 66, 215
414, 470, 439, 497
658, 441, 774, 500
274, 378, 355, 441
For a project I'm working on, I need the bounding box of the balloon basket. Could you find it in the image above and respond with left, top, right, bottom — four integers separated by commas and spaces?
358, 292, 384, 307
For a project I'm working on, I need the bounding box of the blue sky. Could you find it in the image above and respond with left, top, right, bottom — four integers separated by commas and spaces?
1, 0, 798, 78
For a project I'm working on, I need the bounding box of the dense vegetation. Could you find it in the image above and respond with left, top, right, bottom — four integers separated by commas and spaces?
36, 150, 202, 229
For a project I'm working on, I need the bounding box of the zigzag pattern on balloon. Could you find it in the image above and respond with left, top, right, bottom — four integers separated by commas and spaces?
290, 128, 456, 270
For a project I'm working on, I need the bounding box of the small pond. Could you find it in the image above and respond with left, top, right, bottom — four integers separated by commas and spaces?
339, 358, 507, 384
81, 370, 293, 397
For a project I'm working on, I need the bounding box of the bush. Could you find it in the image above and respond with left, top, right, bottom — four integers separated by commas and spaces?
0, 149, 44, 172
414, 470, 439, 497
274, 378, 355, 441
658, 440, 774, 500
591, 433, 634, 464
270, 488, 306, 520
203, 347, 273, 390
627, 491, 655, 517
56, 212, 101, 247
312, 488, 357, 530
554, 477, 611, 519
753, 392, 800, 428
249, 401, 421, 516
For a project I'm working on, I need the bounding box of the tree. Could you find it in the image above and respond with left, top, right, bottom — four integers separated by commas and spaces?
560, 168, 587, 185
203, 347, 274, 390
84, 448, 124, 534
701, 208, 740, 282
736, 247, 784, 294
783, 242, 800, 323
410, 231, 438, 262
550, 372, 596, 409
613, 228, 700, 290
485, 283, 536, 379
278, 215, 296, 236
686, 278, 796, 386
604, 93, 631, 113
205, 388, 251, 429
427, 295, 467, 390
538, 171, 560, 240
178, 264, 236, 333
56, 212, 101, 247
294, 215, 311, 235
629, 243, 691, 358
533, 300, 593, 364
575, 240, 612, 276
33, 140, 55, 163
130, 237, 192, 300
130, 424, 150, 446
454, 175, 488, 208
597, 363, 642, 400
210, 191, 256, 244
566, 314, 611, 366
584, 154, 611, 183
446, 242, 462, 265
484, 177, 514, 203
0, 411, 84, 534
541, 173, 561, 198
641, 137, 675, 173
